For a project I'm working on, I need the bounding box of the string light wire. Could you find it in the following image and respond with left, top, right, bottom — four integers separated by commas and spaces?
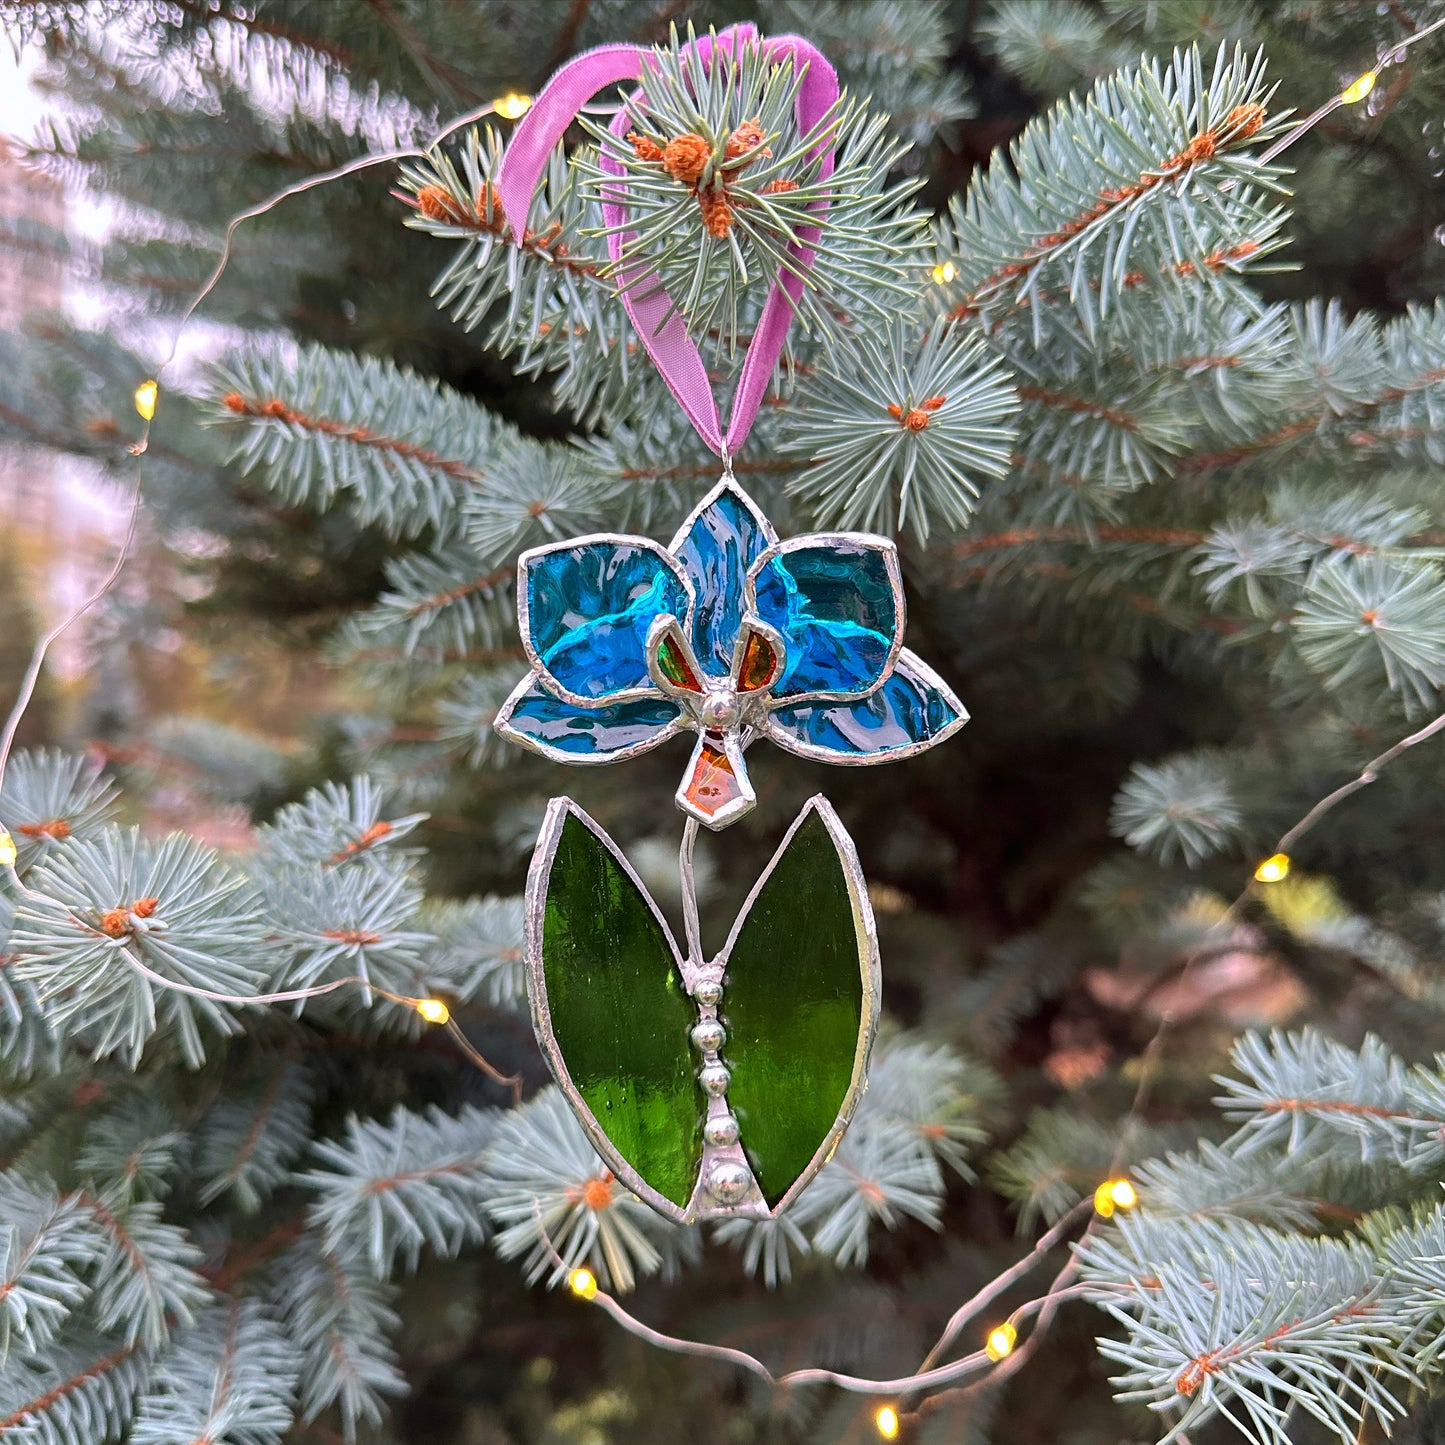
1255, 11, 1445, 165
541, 1202, 1101, 1397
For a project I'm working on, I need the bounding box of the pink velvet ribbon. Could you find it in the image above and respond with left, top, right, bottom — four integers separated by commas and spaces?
494, 23, 839, 459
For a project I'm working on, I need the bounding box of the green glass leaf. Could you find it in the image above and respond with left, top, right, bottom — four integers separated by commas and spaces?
722, 801, 874, 1208
533, 805, 702, 1210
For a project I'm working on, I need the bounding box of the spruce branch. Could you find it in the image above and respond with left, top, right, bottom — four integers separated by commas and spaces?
1007, 365, 1193, 494
1082, 1215, 1408, 1445
352, 540, 515, 658
298, 1104, 495, 1276
417, 894, 525, 1007
1129, 1142, 1319, 1229
0, 937, 62, 1084
710, 1212, 812, 1289
853, 1041, 996, 1184
788, 1040, 991, 1267
433, 672, 524, 771
82, 1189, 209, 1352
211, 344, 516, 541
780, 318, 1018, 540
460, 441, 633, 567
267, 1235, 404, 1438
765, 0, 973, 146
794, 1128, 944, 1268
1293, 553, 1445, 710
259, 860, 433, 1007
402, 130, 635, 426
989, 1111, 1136, 1230
485, 1089, 688, 1294
0, 1174, 94, 1359
0, 1327, 147, 1445
129, 1299, 298, 1445
1372, 1203, 1445, 1373
1175, 301, 1445, 475
945, 44, 1290, 322
11, 829, 276, 1069
0, 750, 118, 878
979, 1, 1121, 98
1214, 1029, 1445, 1171
255, 778, 426, 873
76, 1094, 189, 1204
1110, 753, 1248, 865
195, 1058, 313, 1212
578, 26, 923, 348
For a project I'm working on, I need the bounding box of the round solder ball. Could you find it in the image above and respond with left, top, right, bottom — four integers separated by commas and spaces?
708, 1161, 751, 1204
691, 1018, 726, 1052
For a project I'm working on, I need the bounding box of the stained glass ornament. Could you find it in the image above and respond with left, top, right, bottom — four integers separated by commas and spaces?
498, 478, 968, 1220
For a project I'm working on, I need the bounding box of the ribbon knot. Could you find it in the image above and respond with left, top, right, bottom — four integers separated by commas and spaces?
494, 24, 840, 460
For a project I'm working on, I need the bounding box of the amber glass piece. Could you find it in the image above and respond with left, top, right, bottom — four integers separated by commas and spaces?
737, 629, 780, 693
656, 628, 704, 693
722, 809, 864, 1207
541, 812, 702, 1207
685, 736, 746, 818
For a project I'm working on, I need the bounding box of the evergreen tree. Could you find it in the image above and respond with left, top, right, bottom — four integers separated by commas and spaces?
3, 2, 1445, 1443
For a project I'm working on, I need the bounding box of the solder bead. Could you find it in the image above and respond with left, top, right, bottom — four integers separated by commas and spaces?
704, 1113, 740, 1147
708, 1161, 751, 1204
699, 690, 741, 729
699, 1062, 731, 1096
691, 1018, 725, 1052
692, 978, 723, 1008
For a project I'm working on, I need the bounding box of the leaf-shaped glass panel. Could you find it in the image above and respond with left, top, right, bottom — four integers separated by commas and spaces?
720, 799, 878, 1210
527, 802, 703, 1215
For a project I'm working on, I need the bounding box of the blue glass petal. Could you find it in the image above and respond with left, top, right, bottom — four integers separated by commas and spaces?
524, 541, 689, 701
673, 485, 773, 676
768, 653, 965, 761
751, 540, 901, 699
497, 678, 683, 761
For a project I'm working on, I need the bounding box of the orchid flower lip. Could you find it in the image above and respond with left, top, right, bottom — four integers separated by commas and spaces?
676, 729, 757, 829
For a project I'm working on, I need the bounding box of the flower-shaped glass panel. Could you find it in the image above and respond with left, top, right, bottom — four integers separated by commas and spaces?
496, 480, 967, 828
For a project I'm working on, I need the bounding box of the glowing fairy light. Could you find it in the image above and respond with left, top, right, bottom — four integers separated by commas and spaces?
494, 92, 533, 120
985, 1321, 1016, 1362
1339, 71, 1377, 105
568, 1267, 598, 1300
1093, 1178, 1138, 1217
414, 997, 450, 1025
875, 1403, 900, 1438
0, 831, 14, 869
134, 379, 158, 420
932, 260, 957, 284
1254, 852, 1291, 883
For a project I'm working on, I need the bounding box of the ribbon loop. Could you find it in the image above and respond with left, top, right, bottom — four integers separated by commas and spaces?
494, 24, 839, 459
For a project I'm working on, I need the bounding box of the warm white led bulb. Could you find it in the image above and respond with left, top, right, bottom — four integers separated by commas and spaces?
985, 1322, 1016, 1362
494, 92, 533, 120
414, 997, 450, 1025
